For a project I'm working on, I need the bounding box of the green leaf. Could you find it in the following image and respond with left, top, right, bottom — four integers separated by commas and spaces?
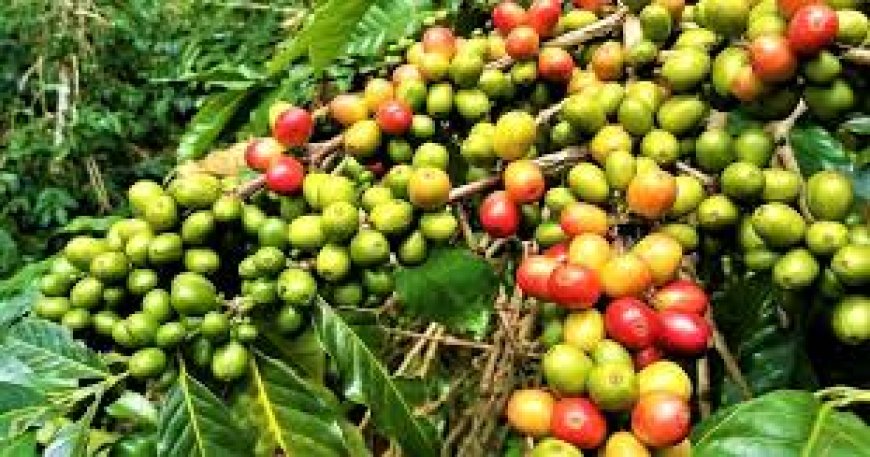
0, 382, 46, 437
313, 299, 440, 457
842, 116, 870, 135
105, 392, 158, 429
44, 423, 87, 457
240, 65, 318, 137
789, 123, 870, 200
290, 0, 433, 72
257, 327, 327, 382
711, 275, 816, 406
176, 90, 249, 162
0, 290, 38, 331
44, 391, 102, 457
245, 352, 367, 457
0, 353, 77, 393
790, 123, 852, 176
0, 432, 37, 457
394, 248, 498, 337
693, 390, 870, 456
56, 216, 123, 235
0, 228, 20, 277
157, 361, 253, 457
0, 259, 50, 328
1, 319, 109, 381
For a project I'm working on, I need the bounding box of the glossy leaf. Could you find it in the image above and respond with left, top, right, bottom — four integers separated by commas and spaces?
0, 319, 109, 381
257, 327, 327, 382
790, 123, 852, 175
789, 122, 870, 200
289, 0, 435, 71
106, 392, 158, 429
157, 362, 253, 457
245, 352, 367, 457
712, 275, 816, 406
693, 390, 870, 456
176, 90, 248, 162
395, 248, 498, 337
313, 299, 440, 457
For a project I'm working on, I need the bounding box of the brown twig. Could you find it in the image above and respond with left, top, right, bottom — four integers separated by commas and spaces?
307, 134, 345, 166
841, 46, 870, 66
382, 327, 493, 351
697, 356, 712, 419
234, 174, 267, 199
448, 176, 501, 202
418, 325, 445, 377
454, 203, 477, 250
676, 161, 716, 187
769, 100, 815, 221
447, 147, 586, 202
484, 237, 511, 258
535, 100, 565, 126
711, 323, 753, 400
395, 322, 440, 376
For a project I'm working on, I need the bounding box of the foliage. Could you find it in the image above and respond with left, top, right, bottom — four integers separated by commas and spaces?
174, 0, 479, 163
693, 390, 870, 456
711, 274, 817, 407
0, 0, 301, 276
395, 248, 499, 337
790, 122, 870, 201
157, 361, 254, 456
314, 299, 441, 456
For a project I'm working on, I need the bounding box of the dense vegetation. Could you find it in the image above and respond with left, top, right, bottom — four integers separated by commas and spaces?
0, 0, 302, 275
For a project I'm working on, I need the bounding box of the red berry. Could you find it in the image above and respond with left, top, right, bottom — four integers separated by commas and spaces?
376, 100, 413, 135
652, 280, 709, 315
505, 26, 540, 60
657, 310, 711, 356
493, 1, 527, 34
272, 107, 314, 147
604, 298, 661, 350
631, 392, 691, 449
265, 156, 304, 195
550, 398, 608, 449
548, 264, 602, 309
749, 35, 797, 83
538, 47, 576, 82
527, 0, 562, 37
479, 191, 520, 238
244, 137, 285, 172
787, 4, 838, 55
516, 255, 560, 300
